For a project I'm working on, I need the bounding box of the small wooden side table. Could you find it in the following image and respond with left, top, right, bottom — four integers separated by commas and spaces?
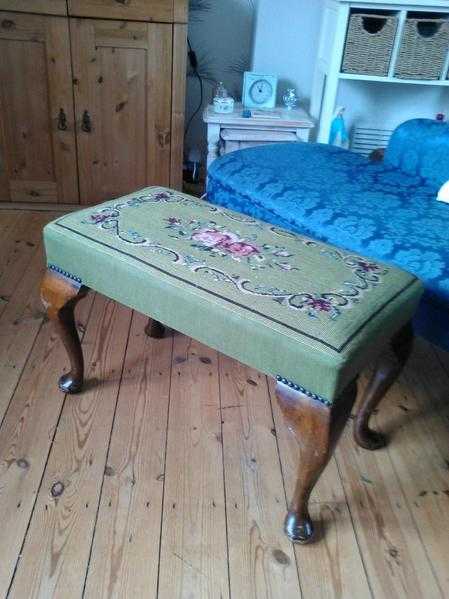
203, 103, 315, 171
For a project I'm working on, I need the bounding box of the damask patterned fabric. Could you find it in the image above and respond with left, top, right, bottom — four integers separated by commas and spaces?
207, 120, 449, 350
43, 187, 422, 404
385, 119, 449, 188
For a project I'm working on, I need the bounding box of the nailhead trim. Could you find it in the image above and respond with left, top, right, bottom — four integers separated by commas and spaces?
48, 264, 82, 285
276, 375, 332, 407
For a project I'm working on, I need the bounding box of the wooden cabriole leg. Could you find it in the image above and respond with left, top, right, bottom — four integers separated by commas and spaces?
354, 322, 414, 451
40, 270, 89, 394
276, 379, 358, 544
144, 317, 166, 339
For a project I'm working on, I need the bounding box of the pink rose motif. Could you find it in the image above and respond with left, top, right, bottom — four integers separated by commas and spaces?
191, 227, 260, 258
192, 228, 239, 248
222, 241, 260, 257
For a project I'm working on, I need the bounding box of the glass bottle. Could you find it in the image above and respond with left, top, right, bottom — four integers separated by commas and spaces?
282, 88, 298, 110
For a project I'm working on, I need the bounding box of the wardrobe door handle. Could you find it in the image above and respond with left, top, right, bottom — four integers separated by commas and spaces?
81, 110, 92, 133
57, 108, 67, 131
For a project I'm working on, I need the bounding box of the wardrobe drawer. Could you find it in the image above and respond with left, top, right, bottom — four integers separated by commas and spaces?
0, 0, 67, 15
67, 0, 176, 22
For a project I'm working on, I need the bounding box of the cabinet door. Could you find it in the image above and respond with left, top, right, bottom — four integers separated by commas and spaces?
0, 12, 79, 203
70, 18, 172, 204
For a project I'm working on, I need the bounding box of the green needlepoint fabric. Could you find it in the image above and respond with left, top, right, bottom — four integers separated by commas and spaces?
43, 186, 424, 403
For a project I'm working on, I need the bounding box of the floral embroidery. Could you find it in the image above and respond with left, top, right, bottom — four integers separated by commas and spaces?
306, 296, 335, 313
356, 259, 382, 273
88, 208, 119, 225
164, 216, 296, 271
82, 189, 389, 321
84, 189, 263, 227
194, 229, 260, 257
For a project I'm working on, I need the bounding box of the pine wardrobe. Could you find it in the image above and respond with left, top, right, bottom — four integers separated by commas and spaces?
0, 0, 187, 205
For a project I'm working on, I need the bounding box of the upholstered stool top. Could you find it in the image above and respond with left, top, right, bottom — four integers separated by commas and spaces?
43, 187, 423, 404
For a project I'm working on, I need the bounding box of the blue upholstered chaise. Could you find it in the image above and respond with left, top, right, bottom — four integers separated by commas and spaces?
207, 119, 449, 350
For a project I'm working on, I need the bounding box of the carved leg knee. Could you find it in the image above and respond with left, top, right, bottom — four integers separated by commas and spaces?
276, 380, 357, 543
144, 317, 166, 339
354, 322, 414, 450
41, 270, 89, 394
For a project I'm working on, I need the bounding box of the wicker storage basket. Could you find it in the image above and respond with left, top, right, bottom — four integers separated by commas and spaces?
342, 13, 398, 76
395, 18, 449, 80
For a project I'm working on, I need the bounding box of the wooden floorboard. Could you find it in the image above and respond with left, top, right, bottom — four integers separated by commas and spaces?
8, 296, 131, 598
84, 312, 173, 599
157, 336, 229, 599
0, 211, 448, 598
0, 291, 95, 597
219, 357, 301, 598
335, 374, 442, 599
0, 212, 59, 423
375, 342, 449, 595
0, 212, 52, 313
0, 211, 20, 238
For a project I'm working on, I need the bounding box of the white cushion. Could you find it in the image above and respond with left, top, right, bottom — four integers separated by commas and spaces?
437, 181, 449, 204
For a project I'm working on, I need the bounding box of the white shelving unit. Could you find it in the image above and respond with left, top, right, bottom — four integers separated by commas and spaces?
311, 0, 449, 143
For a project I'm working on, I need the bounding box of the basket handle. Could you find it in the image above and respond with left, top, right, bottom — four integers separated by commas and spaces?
362, 16, 387, 35
416, 20, 443, 38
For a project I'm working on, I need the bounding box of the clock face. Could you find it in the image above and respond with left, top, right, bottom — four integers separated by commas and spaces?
249, 79, 273, 104
243, 72, 277, 108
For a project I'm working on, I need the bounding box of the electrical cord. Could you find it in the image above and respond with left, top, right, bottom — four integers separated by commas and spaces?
185, 37, 204, 137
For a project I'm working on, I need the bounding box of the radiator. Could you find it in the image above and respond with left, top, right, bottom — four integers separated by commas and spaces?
351, 127, 393, 157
